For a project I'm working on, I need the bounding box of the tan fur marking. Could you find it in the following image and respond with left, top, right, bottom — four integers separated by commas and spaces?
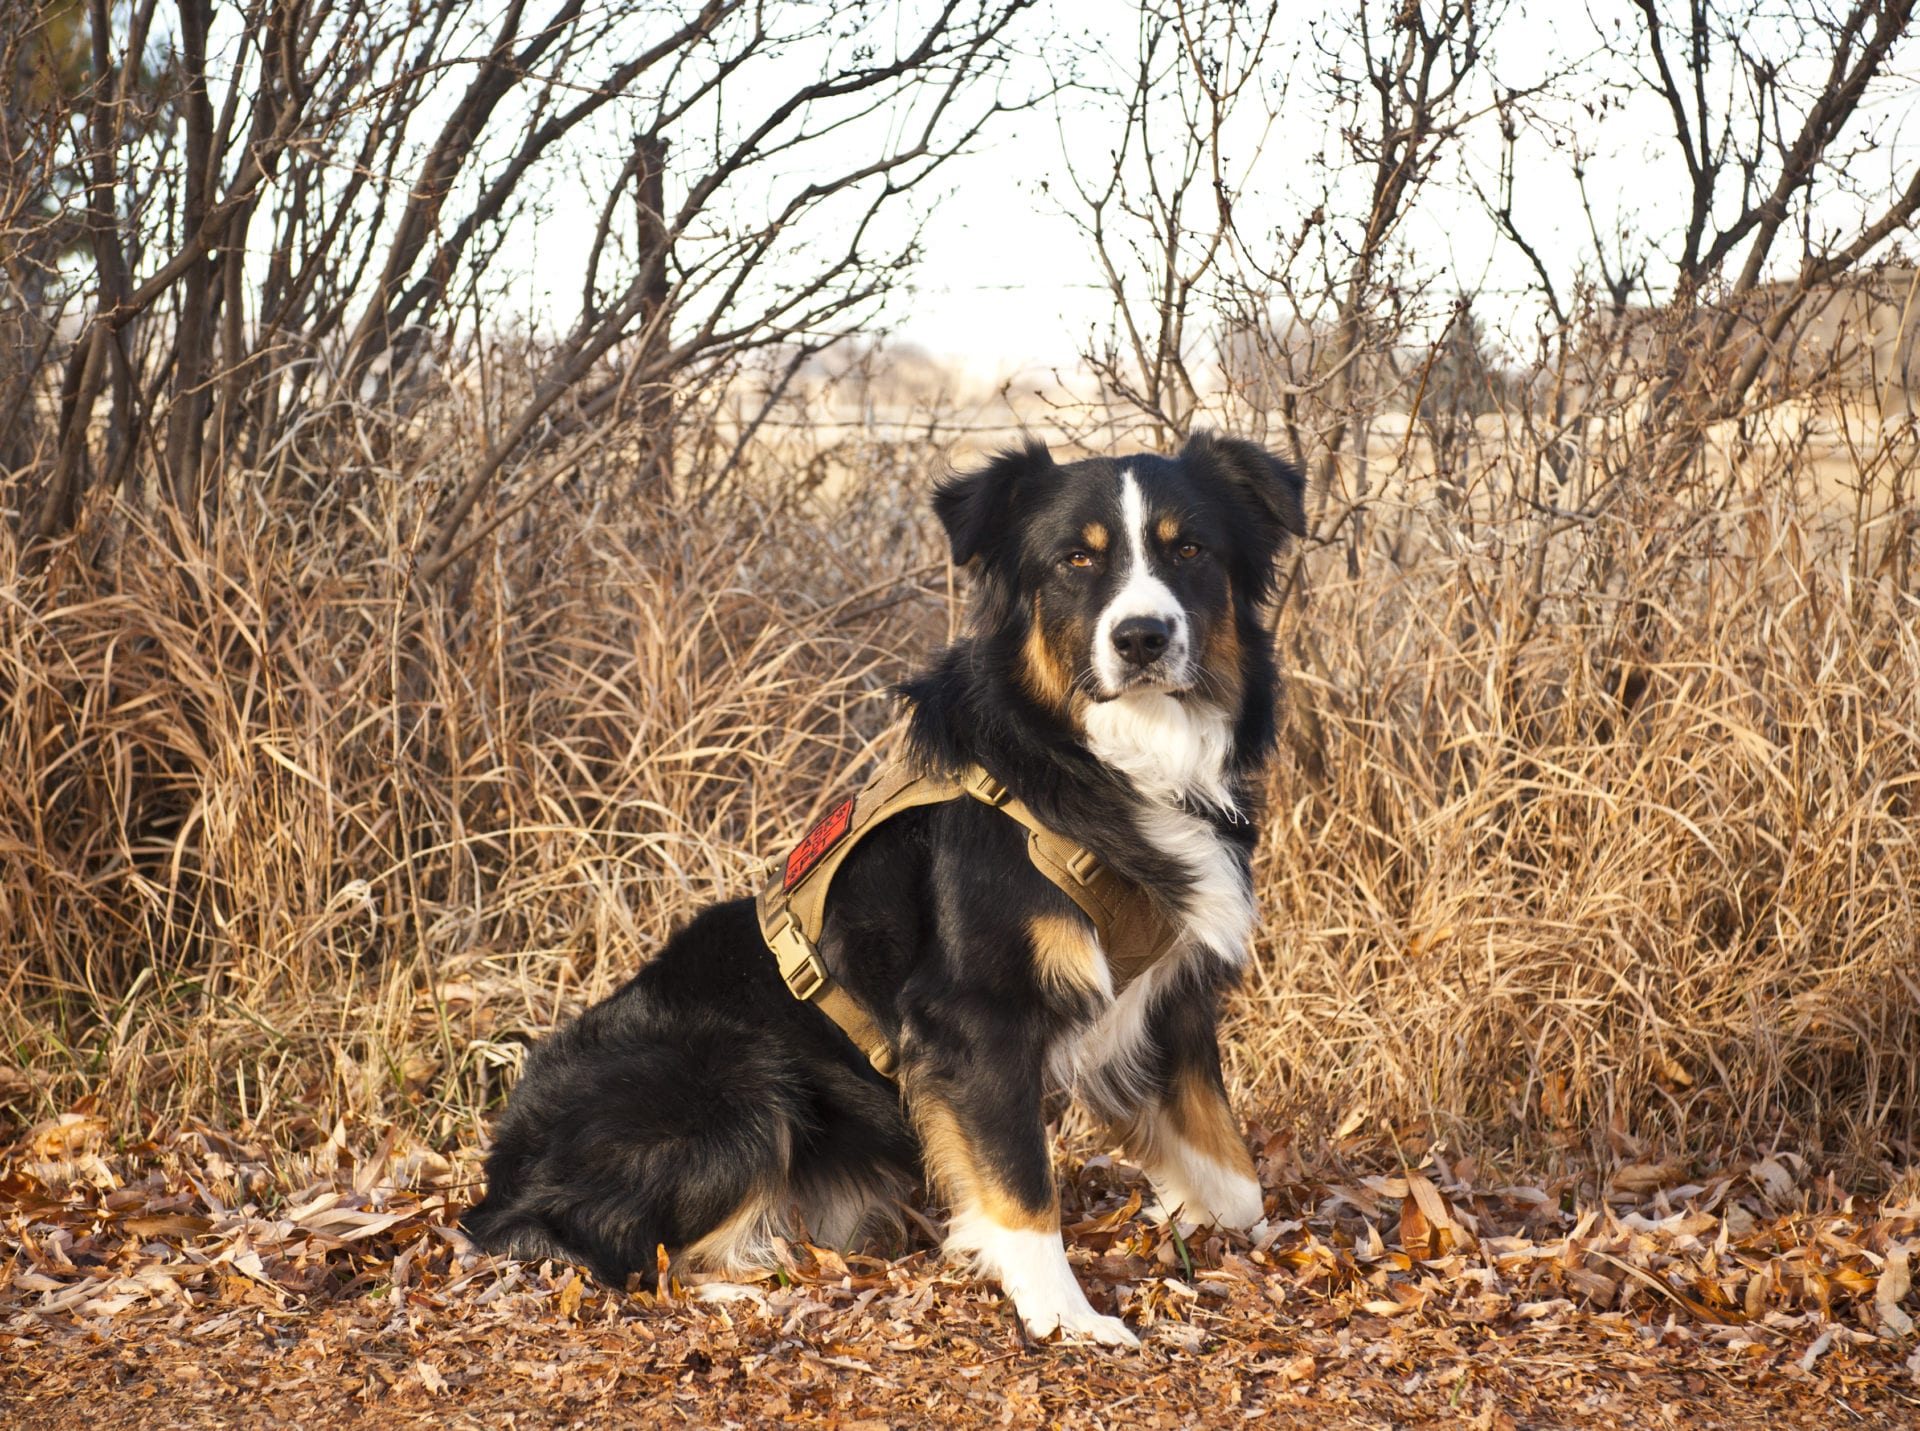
1198, 604, 1245, 711
682, 1179, 899, 1268
910, 1089, 1057, 1233
679, 1121, 802, 1271
683, 1186, 780, 1273
1081, 522, 1109, 552
1169, 1067, 1254, 1173
1111, 1067, 1253, 1182
1156, 515, 1181, 544
1021, 598, 1075, 717
1028, 912, 1106, 995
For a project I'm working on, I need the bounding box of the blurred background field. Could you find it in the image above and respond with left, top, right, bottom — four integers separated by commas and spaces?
2, 0, 1918, 1194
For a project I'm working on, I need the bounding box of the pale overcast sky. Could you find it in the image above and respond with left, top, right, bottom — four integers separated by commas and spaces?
502, 1, 1920, 375
889, 0, 1920, 369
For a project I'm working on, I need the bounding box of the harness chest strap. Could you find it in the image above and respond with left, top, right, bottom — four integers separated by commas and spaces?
756, 762, 1178, 1077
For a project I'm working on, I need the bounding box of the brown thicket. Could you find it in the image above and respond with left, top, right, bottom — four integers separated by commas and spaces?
1, 0, 1916, 1185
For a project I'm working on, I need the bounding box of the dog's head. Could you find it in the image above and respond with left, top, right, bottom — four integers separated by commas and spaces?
933, 433, 1306, 723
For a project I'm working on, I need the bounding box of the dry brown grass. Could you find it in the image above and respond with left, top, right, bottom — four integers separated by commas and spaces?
1246, 478, 1920, 1175
2, 386, 1916, 1186
0, 454, 948, 1148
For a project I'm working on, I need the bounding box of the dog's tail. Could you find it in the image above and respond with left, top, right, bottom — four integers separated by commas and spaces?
461, 1186, 672, 1292
460, 1194, 561, 1263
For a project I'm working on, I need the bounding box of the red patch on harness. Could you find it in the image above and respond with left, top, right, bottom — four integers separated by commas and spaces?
784, 796, 855, 891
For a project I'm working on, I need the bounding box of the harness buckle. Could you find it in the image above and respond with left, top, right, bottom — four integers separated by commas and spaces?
784, 950, 828, 1002
1066, 846, 1101, 884
768, 916, 830, 1002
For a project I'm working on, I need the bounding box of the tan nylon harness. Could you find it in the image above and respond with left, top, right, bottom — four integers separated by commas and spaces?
756, 762, 1179, 1077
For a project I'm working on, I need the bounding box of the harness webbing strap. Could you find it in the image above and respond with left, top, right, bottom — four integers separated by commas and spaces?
756, 761, 1179, 1077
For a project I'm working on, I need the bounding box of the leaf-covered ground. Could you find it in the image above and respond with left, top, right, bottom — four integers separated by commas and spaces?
4, 1111, 1917, 1428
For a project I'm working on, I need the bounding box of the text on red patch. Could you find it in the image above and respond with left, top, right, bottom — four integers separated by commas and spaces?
784, 797, 856, 891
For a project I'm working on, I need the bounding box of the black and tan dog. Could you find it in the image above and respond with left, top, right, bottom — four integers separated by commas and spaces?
463, 433, 1305, 1345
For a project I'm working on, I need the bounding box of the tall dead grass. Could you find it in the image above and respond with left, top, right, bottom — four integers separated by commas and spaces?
1245, 458, 1920, 1176
0, 449, 948, 1147
2, 390, 1916, 1183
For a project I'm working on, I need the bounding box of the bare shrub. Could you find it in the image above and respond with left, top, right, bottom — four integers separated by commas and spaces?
0, 392, 952, 1140
4, 0, 1031, 573
1039, 0, 1920, 1173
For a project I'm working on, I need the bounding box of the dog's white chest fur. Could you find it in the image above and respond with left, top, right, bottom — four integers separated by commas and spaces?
1081, 692, 1256, 966
1051, 691, 1258, 1118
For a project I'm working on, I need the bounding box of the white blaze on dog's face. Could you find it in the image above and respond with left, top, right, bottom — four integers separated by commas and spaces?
1013, 457, 1248, 727
935, 437, 1304, 739
1089, 471, 1193, 697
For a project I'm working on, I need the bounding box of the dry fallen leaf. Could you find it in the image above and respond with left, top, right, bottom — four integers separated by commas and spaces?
1565, 1265, 1619, 1308
1278, 1352, 1316, 1382
122, 1213, 214, 1239
1798, 1326, 1837, 1371
1612, 1162, 1679, 1195
1400, 1193, 1433, 1259
1405, 1170, 1464, 1253
1876, 1243, 1913, 1336
27, 1114, 106, 1159
1750, 1157, 1795, 1204
0, 1067, 34, 1107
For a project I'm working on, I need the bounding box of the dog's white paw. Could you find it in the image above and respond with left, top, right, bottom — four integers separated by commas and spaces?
1148, 1160, 1265, 1233
1021, 1301, 1139, 1348
948, 1214, 1141, 1350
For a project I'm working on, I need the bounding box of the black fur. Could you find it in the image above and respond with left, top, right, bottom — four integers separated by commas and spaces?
464, 436, 1305, 1311
463, 899, 916, 1288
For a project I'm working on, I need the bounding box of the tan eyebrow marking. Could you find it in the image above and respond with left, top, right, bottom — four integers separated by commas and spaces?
1156, 515, 1181, 544
1081, 523, 1109, 552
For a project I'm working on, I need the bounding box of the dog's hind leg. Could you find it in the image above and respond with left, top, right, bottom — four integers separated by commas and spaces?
463, 1142, 728, 1292
466, 1020, 817, 1290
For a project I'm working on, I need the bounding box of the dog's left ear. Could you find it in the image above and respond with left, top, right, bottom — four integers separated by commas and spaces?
1181, 431, 1307, 549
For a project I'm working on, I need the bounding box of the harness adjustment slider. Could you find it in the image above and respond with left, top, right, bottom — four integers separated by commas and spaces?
965, 769, 1009, 807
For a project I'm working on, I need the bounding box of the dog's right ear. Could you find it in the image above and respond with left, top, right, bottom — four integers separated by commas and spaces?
932, 440, 1055, 568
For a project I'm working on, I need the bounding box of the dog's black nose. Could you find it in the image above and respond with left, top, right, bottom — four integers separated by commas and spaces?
1111, 616, 1171, 667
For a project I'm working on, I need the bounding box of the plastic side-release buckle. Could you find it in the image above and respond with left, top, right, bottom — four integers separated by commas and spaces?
769, 916, 830, 1002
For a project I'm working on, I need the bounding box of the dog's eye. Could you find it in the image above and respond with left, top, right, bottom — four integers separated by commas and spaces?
1174, 541, 1202, 561
1064, 550, 1094, 569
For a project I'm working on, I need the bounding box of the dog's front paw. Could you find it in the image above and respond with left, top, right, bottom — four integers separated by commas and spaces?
1148, 1161, 1265, 1233
950, 1214, 1141, 1350
1022, 1302, 1139, 1348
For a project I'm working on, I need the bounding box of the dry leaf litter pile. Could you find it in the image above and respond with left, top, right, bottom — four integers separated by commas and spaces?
3, 1109, 1917, 1427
